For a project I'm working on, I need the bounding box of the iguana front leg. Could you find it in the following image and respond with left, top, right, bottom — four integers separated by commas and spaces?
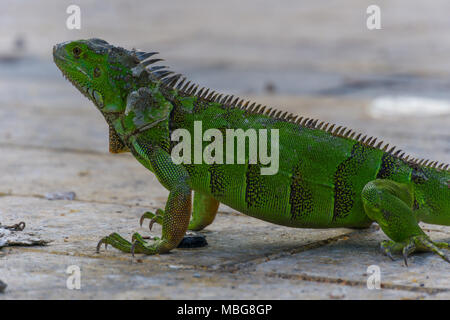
361, 179, 449, 265
140, 192, 219, 231
97, 143, 192, 255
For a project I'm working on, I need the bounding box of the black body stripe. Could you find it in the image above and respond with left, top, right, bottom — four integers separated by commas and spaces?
376, 153, 396, 179
245, 164, 266, 208
289, 163, 313, 220
333, 142, 369, 221
208, 164, 230, 198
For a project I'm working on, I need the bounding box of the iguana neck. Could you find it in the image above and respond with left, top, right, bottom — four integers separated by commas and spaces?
107, 83, 176, 151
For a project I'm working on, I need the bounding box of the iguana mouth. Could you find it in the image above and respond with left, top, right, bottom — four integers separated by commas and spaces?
53, 50, 90, 96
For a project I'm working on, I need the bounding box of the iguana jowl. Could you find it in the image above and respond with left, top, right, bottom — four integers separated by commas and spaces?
53, 38, 450, 264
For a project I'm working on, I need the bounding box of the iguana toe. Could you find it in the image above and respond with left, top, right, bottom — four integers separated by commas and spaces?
379, 240, 396, 261
139, 209, 164, 230
96, 232, 133, 253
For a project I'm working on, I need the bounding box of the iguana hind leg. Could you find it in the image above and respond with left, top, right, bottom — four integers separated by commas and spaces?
189, 192, 220, 231
361, 179, 449, 265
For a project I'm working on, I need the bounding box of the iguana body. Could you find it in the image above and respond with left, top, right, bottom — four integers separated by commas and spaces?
53, 39, 450, 264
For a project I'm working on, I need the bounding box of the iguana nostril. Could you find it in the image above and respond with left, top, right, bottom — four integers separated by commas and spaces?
52, 44, 62, 57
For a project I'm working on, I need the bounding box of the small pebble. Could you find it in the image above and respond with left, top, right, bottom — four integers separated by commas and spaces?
45, 191, 76, 201
329, 287, 346, 299
169, 264, 182, 270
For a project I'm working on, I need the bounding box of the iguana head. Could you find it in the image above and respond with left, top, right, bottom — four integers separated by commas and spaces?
54, 38, 176, 152
53, 38, 142, 114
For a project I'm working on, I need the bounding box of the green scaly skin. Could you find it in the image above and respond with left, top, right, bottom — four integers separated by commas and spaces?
53, 39, 450, 265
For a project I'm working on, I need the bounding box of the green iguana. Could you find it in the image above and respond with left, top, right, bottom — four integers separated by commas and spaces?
53, 38, 450, 265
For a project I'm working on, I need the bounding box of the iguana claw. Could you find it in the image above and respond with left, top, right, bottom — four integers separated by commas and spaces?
96, 238, 105, 253
402, 241, 416, 267
139, 209, 164, 231
130, 240, 137, 257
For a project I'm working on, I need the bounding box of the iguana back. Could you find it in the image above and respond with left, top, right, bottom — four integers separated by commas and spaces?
166, 87, 449, 229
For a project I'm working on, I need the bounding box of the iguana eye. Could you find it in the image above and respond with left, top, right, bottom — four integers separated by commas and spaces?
94, 67, 101, 78
72, 47, 82, 58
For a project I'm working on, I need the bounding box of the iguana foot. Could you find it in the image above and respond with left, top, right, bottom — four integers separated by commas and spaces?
139, 209, 164, 231
130, 232, 166, 256
362, 180, 450, 266
96, 232, 169, 255
380, 240, 397, 261
380, 235, 449, 266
